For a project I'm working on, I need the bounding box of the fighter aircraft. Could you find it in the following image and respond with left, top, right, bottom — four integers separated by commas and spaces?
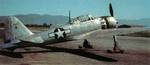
0, 3, 119, 52
0, 3, 147, 62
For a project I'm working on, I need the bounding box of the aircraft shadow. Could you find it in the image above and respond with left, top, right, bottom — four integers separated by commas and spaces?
0, 46, 118, 62
23, 46, 117, 62
0, 51, 23, 58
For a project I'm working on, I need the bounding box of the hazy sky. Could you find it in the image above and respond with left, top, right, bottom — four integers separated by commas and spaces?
0, 0, 150, 19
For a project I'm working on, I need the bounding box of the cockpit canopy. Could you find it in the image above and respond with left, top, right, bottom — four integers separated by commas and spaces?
71, 15, 95, 24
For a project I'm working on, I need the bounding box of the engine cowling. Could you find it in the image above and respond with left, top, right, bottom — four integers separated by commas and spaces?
100, 16, 118, 29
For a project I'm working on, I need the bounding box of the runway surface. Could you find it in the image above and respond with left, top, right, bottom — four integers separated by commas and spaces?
0, 28, 150, 65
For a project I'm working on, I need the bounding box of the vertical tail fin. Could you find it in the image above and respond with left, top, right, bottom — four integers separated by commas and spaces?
9, 16, 33, 40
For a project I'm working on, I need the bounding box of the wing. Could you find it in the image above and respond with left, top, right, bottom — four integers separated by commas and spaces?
74, 28, 148, 39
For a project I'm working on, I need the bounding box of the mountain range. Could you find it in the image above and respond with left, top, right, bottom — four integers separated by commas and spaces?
15, 14, 69, 25
0, 14, 150, 27
118, 19, 150, 27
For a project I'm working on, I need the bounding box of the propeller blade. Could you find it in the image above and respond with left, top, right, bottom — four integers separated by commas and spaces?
109, 3, 114, 17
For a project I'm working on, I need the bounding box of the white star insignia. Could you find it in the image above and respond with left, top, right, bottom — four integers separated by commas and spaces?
55, 29, 65, 38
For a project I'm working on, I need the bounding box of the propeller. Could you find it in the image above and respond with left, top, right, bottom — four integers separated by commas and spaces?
109, 3, 114, 17
101, 3, 115, 29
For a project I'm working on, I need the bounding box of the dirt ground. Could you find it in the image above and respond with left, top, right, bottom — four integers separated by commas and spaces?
0, 28, 149, 65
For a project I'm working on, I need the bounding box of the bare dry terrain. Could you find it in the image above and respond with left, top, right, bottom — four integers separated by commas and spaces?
0, 27, 149, 65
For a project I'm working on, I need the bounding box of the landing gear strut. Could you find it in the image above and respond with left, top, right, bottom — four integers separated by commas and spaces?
107, 35, 124, 53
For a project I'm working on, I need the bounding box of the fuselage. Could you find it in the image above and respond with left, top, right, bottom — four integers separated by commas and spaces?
37, 15, 117, 44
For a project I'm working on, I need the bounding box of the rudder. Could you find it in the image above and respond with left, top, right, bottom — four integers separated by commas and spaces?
9, 16, 33, 40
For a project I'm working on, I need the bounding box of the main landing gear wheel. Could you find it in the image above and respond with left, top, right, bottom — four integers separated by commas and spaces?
78, 39, 93, 49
